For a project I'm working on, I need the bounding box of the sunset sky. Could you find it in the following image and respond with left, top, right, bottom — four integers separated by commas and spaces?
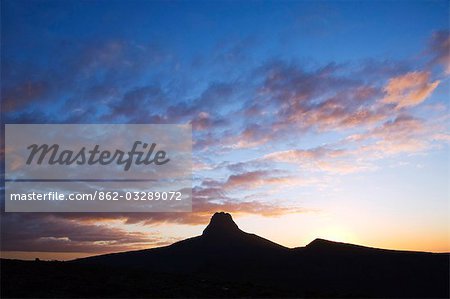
1, 0, 449, 260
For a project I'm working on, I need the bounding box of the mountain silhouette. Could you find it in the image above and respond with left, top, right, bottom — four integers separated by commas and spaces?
2, 212, 449, 298
203, 211, 239, 235
73, 212, 288, 274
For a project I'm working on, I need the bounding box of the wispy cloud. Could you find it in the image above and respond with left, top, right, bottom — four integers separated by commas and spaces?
427, 30, 450, 74
381, 71, 440, 108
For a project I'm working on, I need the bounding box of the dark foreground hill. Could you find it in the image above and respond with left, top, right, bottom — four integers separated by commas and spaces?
2, 212, 449, 298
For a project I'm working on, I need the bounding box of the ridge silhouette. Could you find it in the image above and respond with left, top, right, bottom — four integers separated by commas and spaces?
2, 212, 449, 298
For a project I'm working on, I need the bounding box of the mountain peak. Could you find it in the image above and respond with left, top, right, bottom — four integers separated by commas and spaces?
306, 238, 370, 252
308, 238, 331, 246
202, 212, 240, 236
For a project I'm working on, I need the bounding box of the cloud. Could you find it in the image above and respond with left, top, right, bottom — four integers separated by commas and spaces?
0, 213, 170, 253
190, 112, 228, 131
223, 170, 311, 190
261, 112, 445, 174
355, 115, 433, 156
427, 30, 450, 74
341, 113, 447, 163
3, 35, 443, 155
241, 61, 390, 140
369, 114, 427, 141
263, 146, 373, 174
2, 81, 49, 112
2, 39, 173, 124
264, 147, 346, 163
108, 85, 167, 120
432, 133, 450, 143
381, 71, 440, 108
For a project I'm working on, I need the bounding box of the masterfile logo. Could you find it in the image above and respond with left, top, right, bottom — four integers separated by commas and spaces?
25, 141, 170, 171
5, 124, 192, 212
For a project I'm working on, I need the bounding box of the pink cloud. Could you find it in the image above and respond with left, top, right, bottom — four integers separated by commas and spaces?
381, 71, 440, 108
223, 170, 311, 190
